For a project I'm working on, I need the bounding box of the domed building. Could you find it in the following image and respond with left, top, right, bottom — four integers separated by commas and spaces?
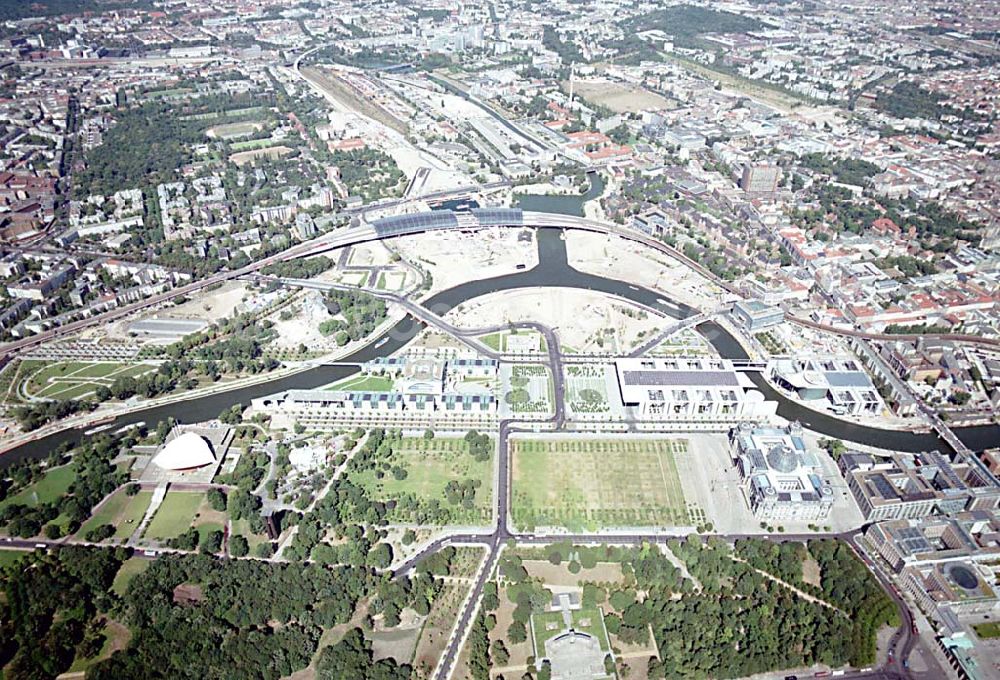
152, 432, 217, 471
730, 422, 834, 522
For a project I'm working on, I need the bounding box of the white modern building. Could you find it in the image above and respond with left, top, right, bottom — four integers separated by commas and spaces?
152, 432, 216, 471
768, 355, 885, 416
613, 357, 777, 420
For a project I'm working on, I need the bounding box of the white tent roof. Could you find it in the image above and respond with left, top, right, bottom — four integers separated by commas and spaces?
152, 432, 215, 471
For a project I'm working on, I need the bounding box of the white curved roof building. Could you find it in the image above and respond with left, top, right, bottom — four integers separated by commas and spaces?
152, 432, 216, 471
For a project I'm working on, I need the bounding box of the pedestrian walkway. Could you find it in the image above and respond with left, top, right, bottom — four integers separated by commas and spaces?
127, 482, 168, 547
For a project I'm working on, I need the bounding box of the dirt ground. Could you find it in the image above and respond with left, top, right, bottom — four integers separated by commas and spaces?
444, 287, 664, 354
304, 65, 408, 135
487, 585, 535, 675
391, 228, 538, 294
562, 79, 675, 113
414, 582, 471, 678
230, 145, 292, 166
172, 583, 204, 605
565, 230, 724, 311
100, 281, 248, 341
802, 554, 822, 587
370, 608, 422, 665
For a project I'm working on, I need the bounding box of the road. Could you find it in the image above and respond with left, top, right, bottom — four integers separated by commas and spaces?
0, 205, 706, 360
383, 290, 913, 680
3, 207, 930, 680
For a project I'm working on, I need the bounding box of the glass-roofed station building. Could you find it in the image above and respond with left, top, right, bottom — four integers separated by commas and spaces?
370, 208, 524, 239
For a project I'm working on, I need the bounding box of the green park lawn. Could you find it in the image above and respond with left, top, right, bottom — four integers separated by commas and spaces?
0, 549, 30, 568
480, 332, 503, 351
974, 622, 1000, 639
511, 438, 688, 531
230, 518, 270, 551
532, 606, 610, 654
111, 557, 151, 596
326, 373, 395, 392
144, 492, 205, 540
0, 464, 75, 512
20, 360, 154, 401
78, 490, 153, 541
349, 437, 493, 524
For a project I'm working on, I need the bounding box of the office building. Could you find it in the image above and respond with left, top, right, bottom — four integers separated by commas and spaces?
732, 299, 784, 332
864, 510, 1000, 573
769, 355, 885, 416
841, 451, 1000, 521
613, 357, 777, 420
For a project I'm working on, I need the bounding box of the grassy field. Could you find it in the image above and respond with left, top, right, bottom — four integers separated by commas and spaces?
532, 606, 610, 654
349, 437, 493, 525
0, 549, 30, 568
512, 439, 688, 531
974, 621, 1000, 639
78, 489, 153, 541
480, 332, 503, 351
230, 518, 270, 551
0, 464, 75, 512
144, 492, 205, 540
111, 558, 150, 596
19, 360, 155, 401
230, 137, 279, 152
326, 373, 395, 392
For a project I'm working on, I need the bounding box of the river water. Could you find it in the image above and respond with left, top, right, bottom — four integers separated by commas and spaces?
2, 225, 996, 467
514, 172, 605, 217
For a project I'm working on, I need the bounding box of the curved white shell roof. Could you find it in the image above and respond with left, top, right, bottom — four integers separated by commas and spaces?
152, 432, 215, 470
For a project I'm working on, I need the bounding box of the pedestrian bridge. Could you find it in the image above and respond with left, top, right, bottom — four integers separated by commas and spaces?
730, 360, 767, 372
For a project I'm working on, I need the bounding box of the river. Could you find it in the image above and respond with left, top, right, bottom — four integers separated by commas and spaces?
2, 226, 996, 467
514, 171, 606, 217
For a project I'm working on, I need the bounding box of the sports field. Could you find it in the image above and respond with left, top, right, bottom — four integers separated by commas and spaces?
18, 360, 155, 401
511, 438, 688, 531
205, 120, 264, 140
349, 437, 493, 525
